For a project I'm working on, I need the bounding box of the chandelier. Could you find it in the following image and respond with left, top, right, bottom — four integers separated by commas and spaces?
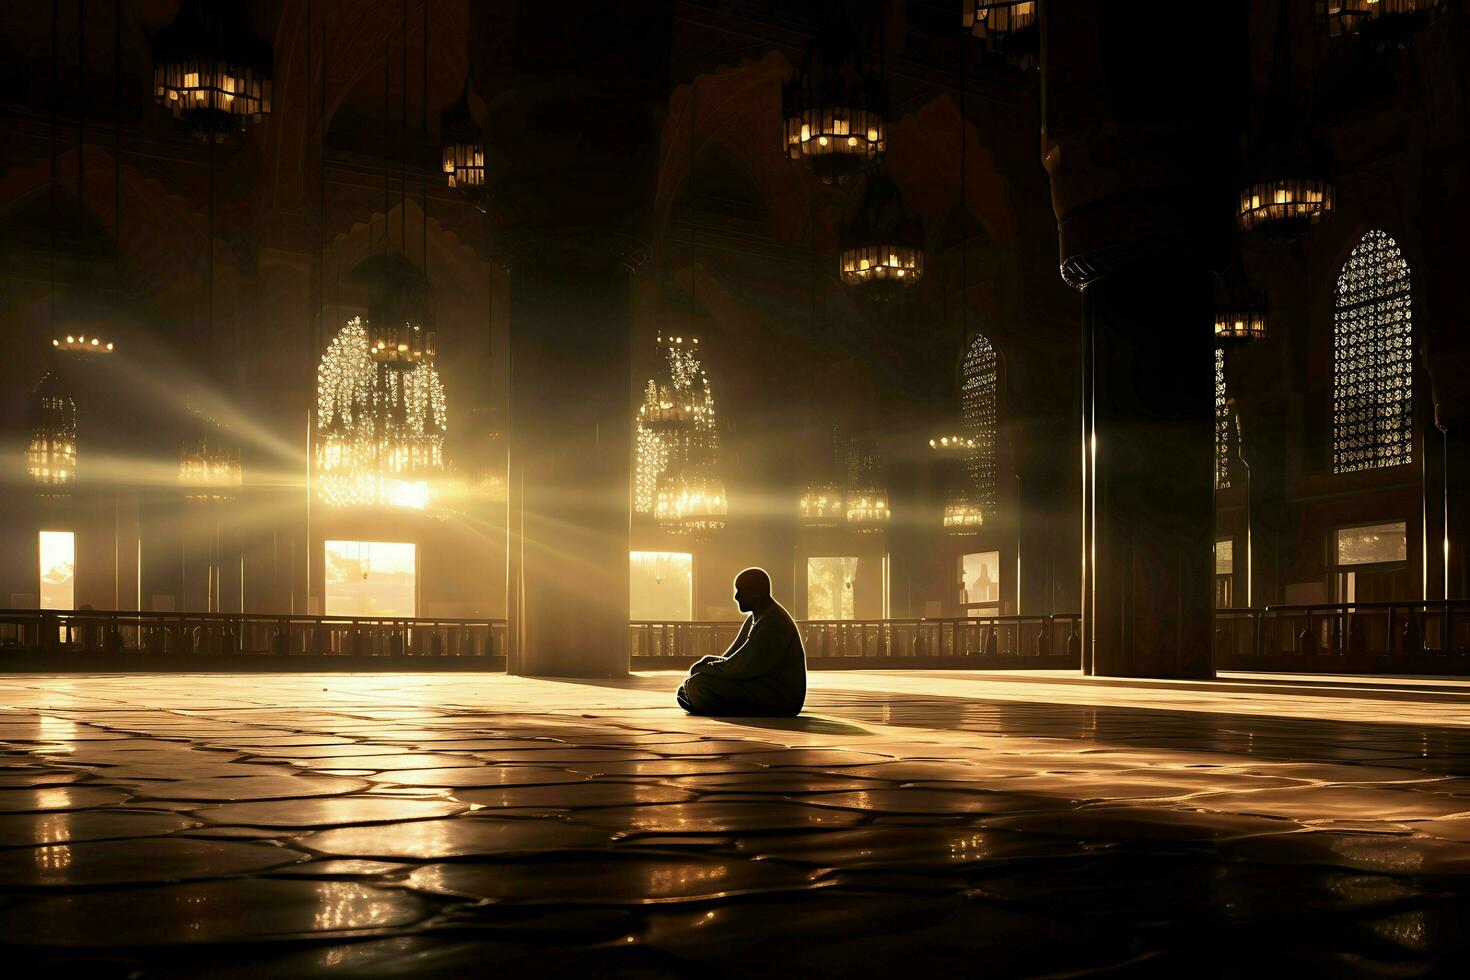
1240, 3, 1336, 241
153, 1, 272, 141
1215, 308, 1267, 347
1215, 287, 1268, 348
638, 332, 726, 536
783, 27, 888, 185
27, 372, 77, 486
799, 483, 845, 527
943, 491, 985, 534
1237, 178, 1335, 239
52, 333, 114, 354
179, 413, 242, 501
353, 254, 436, 368
928, 433, 976, 455
1318, 0, 1445, 44
655, 471, 728, 537
962, 2, 1039, 70
314, 318, 446, 510
844, 443, 889, 533
839, 174, 924, 296
441, 78, 485, 196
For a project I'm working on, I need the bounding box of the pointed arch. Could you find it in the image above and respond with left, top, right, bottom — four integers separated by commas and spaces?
1332, 229, 1413, 473
960, 333, 998, 508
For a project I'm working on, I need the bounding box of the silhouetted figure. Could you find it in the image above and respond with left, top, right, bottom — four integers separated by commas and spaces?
677, 567, 806, 717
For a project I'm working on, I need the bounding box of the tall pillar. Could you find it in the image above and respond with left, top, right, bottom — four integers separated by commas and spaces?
1041, 4, 1245, 677
504, 245, 641, 676
477, 2, 670, 676
1080, 265, 1216, 677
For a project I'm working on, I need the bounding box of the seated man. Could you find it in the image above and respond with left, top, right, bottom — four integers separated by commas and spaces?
677, 567, 806, 717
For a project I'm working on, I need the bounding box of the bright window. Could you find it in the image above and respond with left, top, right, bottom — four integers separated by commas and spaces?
1215, 539, 1234, 575
807, 557, 857, 620
1335, 522, 1407, 567
1332, 230, 1413, 473
1215, 349, 1232, 489
961, 334, 998, 509
630, 551, 693, 621
39, 531, 75, 610
324, 540, 416, 618
961, 550, 1001, 612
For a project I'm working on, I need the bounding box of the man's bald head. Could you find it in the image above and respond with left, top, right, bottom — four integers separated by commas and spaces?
732, 567, 773, 615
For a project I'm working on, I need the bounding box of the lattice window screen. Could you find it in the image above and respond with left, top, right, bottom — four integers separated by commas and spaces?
1333, 230, 1413, 474
960, 334, 998, 508
1215, 348, 1232, 490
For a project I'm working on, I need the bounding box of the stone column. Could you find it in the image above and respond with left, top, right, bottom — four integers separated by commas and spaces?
503, 239, 643, 676
1041, 4, 1244, 678
476, 2, 669, 676
1079, 265, 1216, 677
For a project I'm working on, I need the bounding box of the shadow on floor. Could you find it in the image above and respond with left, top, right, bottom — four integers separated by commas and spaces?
703, 715, 874, 736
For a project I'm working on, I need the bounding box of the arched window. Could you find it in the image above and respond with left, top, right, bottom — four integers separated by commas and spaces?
1215, 349, 1232, 490
1333, 230, 1413, 473
960, 334, 998, 508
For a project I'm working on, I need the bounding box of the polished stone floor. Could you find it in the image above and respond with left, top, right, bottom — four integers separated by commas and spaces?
2, 669, 1470, 977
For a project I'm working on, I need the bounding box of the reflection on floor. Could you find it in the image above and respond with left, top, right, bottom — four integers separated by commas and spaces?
2, 669, 1469, 975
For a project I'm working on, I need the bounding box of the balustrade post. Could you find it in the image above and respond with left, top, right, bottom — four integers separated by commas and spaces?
1402, 609, 1422, 654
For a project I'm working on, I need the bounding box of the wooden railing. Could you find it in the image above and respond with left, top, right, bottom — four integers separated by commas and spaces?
629, 614, 1082, 663
1216, 600, 1470, 670
5, 600, 1470, 673
0, 609, 505, 659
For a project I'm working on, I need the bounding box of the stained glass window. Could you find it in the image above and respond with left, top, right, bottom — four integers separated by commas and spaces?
960, 334, 998, 509
1333, 230, 1413, 473
1215, 348, 1232, 490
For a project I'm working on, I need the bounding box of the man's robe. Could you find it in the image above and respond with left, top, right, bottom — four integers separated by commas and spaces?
676, 602, 806, 717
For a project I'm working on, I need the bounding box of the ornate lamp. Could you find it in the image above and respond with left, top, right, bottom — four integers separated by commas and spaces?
641, 331, 726, 536
839, 174, 924, 297
353, 253, 436, 368
313, 317, 445, 510
799, 483, 846, 527
657, 469, 728, 537
153, 0, 272, 141
1215, 288, 1268, 348
943, 490, 985, 534
844, 447, 890, 533
1214, 307, 1267, 347
27, 372, 77, 486
52, 334, 114, 354
783, 28, 888, 185
1240, 3, 1336, 241
1318, 0, 1445, 44
441, 78, 485, 196
928, 433, 976, 456
1237, 178, 1335, 239
845, 489, 890, 532
963, 1, 1040, 70
179, 413, 242, 501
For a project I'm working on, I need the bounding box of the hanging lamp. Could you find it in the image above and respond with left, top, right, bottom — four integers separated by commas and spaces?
783, 21, 888, 186
28, 372, 77, 487
153, 0, 272, 141
800, 431, 847, 528
838, 173, 924, 296
1238, 3, 1335, 240
441, 79, 485, 198
962, 2, 1039, 71
844, 442, 890, 533
178, 93, 243, 498
1318, 0, 1445, 46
